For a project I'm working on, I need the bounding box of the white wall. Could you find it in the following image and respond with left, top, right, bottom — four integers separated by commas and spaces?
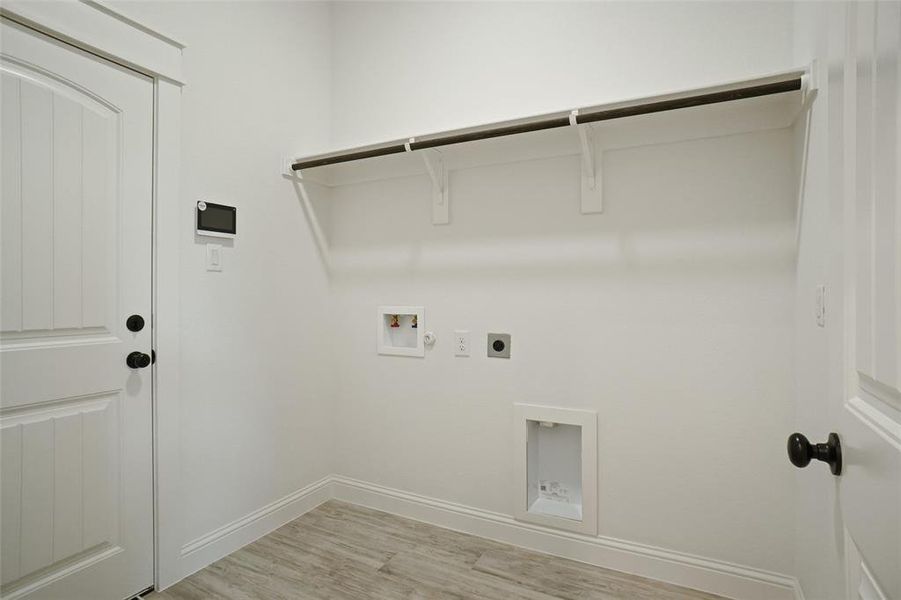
327, 126, 798, 572
329, 1, 794, 148
325, 1, 799, 575
107, 0, 335, 550
110, 0, 806, 587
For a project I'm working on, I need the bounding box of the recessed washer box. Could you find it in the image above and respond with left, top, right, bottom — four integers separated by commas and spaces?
377, 306, 425, 357
513, 404, 597, 535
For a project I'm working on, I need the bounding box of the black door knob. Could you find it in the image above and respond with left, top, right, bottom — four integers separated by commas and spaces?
787, 432, 842, 475
126, 351, 152, 369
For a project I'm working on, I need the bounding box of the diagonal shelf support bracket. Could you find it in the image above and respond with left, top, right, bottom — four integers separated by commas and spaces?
415, 142, 449, 225
571, 110, 603, 214
281, 158, 332, 269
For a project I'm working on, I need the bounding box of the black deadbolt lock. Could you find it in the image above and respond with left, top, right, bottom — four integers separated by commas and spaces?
787, 432, 842, 476
126, 314, 145, 332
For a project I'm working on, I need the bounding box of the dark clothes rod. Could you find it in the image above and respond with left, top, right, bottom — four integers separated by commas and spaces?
291, 77, 802, 172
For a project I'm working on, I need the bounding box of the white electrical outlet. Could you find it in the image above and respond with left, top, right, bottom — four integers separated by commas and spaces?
454, 330, 470, 357
815, 284, 826, 327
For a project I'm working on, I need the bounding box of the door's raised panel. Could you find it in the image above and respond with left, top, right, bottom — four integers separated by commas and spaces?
19, 419, 53, 578
1, 424, 22, 585
854, 0, 876, 381
81, 107, 113, 331
52, 92, 85, 331
844, 4, 901, 598
870, 0, 899, 391
854, 0, 901, 402
19, 77, 53, 334
0, 393, 121, 591
53, 412, 84, 562
0, 63, 119, 344
81, 402, 117, 550
0, 342, 125, 410
1, 74, 23, 332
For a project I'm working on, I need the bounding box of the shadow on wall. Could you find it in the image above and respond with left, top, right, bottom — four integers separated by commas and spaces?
287, 128, 798, 283
288, 176, 333, 273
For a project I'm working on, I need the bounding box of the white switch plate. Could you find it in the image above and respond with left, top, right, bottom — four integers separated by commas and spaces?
206, 244, 223, 272
454, 330, 470, 357
815, 284, 825, 327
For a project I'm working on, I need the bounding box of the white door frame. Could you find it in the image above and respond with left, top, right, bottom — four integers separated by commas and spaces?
0, 0, 184, 590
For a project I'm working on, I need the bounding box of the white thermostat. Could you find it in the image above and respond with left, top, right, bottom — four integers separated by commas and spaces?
196, 201, 236, 238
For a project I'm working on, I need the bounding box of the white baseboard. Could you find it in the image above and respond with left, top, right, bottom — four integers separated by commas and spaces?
170, 474, 805, 600
176, 475, 332, 580
330, 476, 803, 600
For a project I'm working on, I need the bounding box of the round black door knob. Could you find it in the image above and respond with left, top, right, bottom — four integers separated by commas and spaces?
787, 432, 842, 475
126, 314, 145, 332
126, 351, 152, 369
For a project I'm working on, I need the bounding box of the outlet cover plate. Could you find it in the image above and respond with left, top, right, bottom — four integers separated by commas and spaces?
205, 243, 223, 272
487, 333, 511, 358
454, 330, 470, 357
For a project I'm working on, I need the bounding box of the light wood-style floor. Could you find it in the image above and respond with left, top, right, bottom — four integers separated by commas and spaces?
152, 500, 725, 600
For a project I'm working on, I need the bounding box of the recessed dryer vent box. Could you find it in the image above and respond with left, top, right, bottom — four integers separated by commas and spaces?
377, 306, 425, 357
513, 404, 597, 535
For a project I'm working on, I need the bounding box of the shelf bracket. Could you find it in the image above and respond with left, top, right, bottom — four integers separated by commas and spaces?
415, 142, 449, 225
281, 158, 332, 269
571, 110, 602, 214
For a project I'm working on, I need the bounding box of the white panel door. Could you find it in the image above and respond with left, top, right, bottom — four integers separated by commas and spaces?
0, 18, 153, 600
840, 2, 901, 598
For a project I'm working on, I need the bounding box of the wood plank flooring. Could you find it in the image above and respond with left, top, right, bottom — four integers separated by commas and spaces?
151, 501, 725, 600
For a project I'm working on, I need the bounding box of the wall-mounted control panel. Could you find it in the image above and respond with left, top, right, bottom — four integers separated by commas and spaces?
196, 201, 236, 238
